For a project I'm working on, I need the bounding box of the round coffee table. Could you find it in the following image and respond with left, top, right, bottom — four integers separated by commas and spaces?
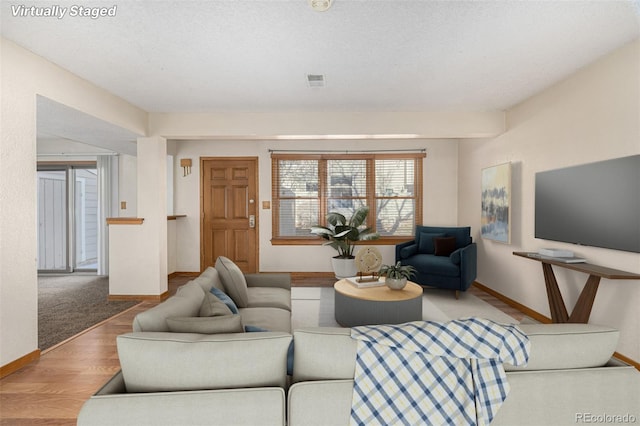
333, 279, 423, 327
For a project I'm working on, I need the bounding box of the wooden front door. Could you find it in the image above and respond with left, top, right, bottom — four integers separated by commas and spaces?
201, 157, 258, 273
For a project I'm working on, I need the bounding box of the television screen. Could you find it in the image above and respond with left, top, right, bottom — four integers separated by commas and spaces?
535, 155, 640, 253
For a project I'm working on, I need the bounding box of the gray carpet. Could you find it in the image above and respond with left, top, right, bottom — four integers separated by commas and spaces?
38, 275, 141, 351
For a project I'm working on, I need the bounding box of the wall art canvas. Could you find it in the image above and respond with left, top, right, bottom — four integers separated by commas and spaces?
481, 162, 511, 244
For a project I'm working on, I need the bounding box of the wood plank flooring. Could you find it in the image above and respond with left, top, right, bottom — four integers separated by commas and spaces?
0, 276, 522, 425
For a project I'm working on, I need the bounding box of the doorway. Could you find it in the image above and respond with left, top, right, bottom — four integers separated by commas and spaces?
37, 164, 98, 273
201, 157, 258, 273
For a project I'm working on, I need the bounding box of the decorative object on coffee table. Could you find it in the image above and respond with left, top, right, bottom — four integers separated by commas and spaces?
379, 261, 416, 290
354, 246, 382, 283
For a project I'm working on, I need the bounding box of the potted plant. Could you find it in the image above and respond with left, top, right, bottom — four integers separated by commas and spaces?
310, 206, 379, 278
379, 261, 417, 290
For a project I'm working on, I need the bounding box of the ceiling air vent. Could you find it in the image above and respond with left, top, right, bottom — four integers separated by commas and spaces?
307, 74, 326, 88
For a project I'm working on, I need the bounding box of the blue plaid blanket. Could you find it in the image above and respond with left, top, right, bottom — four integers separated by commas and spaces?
349, 318, 530, 426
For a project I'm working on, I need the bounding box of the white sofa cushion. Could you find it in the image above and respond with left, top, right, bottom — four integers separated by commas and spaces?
239, 307, 292, 334
216, 256, 250, 308
292, 328, 356, 382
132, 281, 205, 332
199, 291, 233, 317
247, 287, 292, 311
117, 331, 292, 393
504, 323, 619, 371
166, 315, 243, 334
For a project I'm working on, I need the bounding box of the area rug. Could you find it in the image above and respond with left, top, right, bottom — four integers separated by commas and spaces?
38, 275, 141, 351
291, 286, 517, 329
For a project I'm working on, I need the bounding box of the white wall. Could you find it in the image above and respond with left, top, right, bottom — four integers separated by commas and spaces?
173, 139, 459, 273
0, 38, 147, 368
117, 154, 137, 216
458, 40, 640, 361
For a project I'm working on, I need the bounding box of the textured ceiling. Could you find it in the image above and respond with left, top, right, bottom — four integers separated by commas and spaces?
3, 0, 639, 115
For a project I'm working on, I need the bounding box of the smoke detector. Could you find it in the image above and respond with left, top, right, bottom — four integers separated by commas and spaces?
309, 0, 333, 12
306, 74, 326, 88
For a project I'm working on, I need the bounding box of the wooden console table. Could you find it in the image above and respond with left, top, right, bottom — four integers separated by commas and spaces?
513, 252, 640, 323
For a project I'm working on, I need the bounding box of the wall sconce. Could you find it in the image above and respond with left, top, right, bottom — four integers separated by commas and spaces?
180, 158, 192, 176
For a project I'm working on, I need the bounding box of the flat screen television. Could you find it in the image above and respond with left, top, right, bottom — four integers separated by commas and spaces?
535, 154, 640, 253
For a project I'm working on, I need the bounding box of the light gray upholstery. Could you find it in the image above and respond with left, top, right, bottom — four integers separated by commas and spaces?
287, 324, 639, 426
245, 273, 291, 290
292, 328, 356, 382
117, 331, 292, 392
132, 264, 292, 333
166, 315, 244, 334
247, 287, 292, 311
505, 323, 620, 371
78, 386, 286, 426
491, 366, 640, 425
132, 281, 205, 332
216, 256, 250, 307
239, 307, 292, 333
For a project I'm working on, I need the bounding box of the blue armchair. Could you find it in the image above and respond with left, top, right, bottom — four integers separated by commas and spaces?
395, 225, 477, 298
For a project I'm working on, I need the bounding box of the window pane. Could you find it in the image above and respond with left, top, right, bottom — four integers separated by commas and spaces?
326, 199, 367, 218
326, 159, 366, 215
278, 160, 318, 197
376, 199, 415, 236
376, 159, 414, 196
278, 199, 319, 236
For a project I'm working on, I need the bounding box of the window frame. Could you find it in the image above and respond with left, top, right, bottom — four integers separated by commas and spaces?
271, 152, 425, 245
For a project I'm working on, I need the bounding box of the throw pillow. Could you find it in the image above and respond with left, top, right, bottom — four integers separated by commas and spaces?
434, 236, 457, 256
166, 315, 244, 334
418, 232, 445, 254
210, 287, 239, 314
199, 291, 233, 317
215, 256, 249, 308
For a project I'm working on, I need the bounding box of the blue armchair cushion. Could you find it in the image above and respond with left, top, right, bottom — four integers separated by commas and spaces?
399, 244, 418, 259
434, 237, 457, 256
409, 254, 460, 277
415, 226, 472, 249
418, 232, 445, 254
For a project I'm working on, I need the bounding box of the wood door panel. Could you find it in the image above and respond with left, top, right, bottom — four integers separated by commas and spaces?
231, 186, 249, 218
201, 158, 257, 273
210, 186, 227, 218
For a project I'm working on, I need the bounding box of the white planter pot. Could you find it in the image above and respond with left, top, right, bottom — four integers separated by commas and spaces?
331, 257, 357, 279
385, 277, 407, 290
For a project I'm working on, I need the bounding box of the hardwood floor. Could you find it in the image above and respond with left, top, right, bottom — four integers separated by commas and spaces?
0, 276, 522, 425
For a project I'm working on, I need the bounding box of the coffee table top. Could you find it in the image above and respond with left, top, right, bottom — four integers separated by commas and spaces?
334, 279, 423, 302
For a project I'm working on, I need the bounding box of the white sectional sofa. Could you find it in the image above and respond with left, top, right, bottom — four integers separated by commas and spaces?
77, 258, 640, 426
78, 320, 640, 426
132, 257, 292, 334
288, 325, 640, 426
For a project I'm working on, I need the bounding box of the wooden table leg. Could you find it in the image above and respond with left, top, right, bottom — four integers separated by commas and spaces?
542, 263, 569, 323
568, 275, 601, 323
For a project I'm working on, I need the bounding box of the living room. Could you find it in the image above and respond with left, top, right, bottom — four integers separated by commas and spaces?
1, 0, 639, 400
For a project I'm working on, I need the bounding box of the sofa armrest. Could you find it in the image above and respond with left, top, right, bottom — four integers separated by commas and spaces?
245, 273, 291, 290
395, 240, 417, 261
459, 243, 477, 290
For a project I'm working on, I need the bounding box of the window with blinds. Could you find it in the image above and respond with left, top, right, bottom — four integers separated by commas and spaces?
271, 152, 425, 244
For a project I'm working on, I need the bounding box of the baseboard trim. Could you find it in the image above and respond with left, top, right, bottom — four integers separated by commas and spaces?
290, 272, 335, 280
0, 349, 40, 379
108, 291, 169, 302
472, 281, 640, 371
169, 271, 199, 279
473, 281, 552, 324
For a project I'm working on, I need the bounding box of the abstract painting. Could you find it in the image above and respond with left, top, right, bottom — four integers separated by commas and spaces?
481, 162, 511, 244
